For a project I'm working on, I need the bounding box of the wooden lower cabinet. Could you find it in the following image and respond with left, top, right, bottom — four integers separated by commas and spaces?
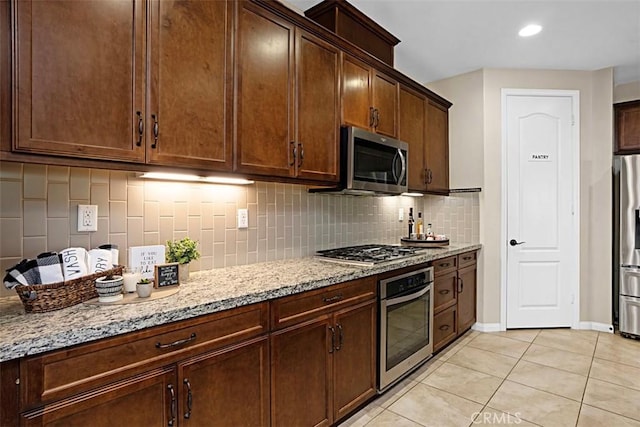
270, 286, 376, 427
178, 336, 270, 427
457, 264, 477, 334
21, 368, 175, 427
432, 251, 478, 352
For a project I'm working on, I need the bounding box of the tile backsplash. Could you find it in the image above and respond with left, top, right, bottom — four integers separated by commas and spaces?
0, 162, 479, 297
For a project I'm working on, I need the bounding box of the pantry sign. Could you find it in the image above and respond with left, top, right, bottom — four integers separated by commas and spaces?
529, 153, 551, 162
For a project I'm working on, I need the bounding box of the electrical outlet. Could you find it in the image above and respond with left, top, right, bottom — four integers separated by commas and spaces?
237, 208, 249, 229
398, 208, 404, 221
77, 205, 98, 232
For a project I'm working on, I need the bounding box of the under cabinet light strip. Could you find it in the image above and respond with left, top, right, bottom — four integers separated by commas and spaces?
138, 172, 254, 185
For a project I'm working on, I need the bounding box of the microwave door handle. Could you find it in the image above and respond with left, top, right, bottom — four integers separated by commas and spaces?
391, 150, 399, 183
398, 149, 406, 185
386, 284, 431, 306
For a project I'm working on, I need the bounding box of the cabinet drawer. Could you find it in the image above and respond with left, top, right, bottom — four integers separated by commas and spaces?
433, 271, 457, 313
433, 256, 457, 276
21, 302, 269, 409
458, 251, 477, 268
433, 305, 457, 352
271, 277, 376, 330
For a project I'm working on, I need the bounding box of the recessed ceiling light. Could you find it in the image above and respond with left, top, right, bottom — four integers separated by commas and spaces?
518, 24, 542, 37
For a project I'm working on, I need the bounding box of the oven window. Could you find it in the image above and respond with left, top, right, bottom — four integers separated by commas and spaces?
386, 291, 431, 371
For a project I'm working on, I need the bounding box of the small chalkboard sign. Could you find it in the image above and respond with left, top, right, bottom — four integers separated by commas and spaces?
154, 263, 180, 288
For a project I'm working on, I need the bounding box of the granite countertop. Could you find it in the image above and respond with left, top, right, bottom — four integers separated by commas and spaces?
0, 243, 481, 363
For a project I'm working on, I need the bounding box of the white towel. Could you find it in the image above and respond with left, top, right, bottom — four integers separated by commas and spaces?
88, 249, 113, 274
36, 252, 64, 285
60, 247, 89, 281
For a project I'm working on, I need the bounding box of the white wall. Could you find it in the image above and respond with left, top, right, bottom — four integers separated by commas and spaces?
428, 68, 614, 327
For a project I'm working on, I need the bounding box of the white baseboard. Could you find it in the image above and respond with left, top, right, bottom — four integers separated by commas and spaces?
472, 323, 502, 333
578, 322, 614, 333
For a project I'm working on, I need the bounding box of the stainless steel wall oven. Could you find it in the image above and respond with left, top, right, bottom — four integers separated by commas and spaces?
378, 266, 434, 391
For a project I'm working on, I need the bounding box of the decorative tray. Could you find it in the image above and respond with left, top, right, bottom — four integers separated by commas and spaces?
85, 287, 179, 305
400, 238, 450, 247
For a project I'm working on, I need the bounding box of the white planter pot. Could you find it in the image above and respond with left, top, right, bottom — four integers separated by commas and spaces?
136, 283, 153, 298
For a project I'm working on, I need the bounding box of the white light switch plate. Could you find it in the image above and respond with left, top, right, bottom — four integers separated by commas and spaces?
237, 208, 249, 229
77, 204, 98, 232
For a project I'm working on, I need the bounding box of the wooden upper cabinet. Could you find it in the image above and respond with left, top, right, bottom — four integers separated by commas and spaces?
295, 30, 340, 183
372, 71, 398, 137
399, 85, 427, 191
235, 3, 339, 183
342, 54, 398, 137
425, 100, 450, 194
14, 0, 145, 162
615, 100, 640, 154
235, 2, 295, 178
147, 0, 232, 170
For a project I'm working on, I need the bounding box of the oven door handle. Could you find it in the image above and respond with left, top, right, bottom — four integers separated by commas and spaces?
385, 284, 431, 306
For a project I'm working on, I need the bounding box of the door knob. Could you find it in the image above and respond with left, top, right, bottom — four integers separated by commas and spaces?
509, 239, 526, 246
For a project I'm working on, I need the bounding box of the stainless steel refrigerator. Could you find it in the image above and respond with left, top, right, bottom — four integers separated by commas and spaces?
619, 155, 640, 338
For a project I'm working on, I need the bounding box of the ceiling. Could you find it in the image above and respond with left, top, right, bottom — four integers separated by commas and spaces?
283, 0, 640, 86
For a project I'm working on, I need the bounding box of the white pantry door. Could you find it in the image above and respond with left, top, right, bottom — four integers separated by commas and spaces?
505, 91, 578, 328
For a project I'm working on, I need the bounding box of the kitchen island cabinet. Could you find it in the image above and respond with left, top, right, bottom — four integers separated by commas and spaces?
270, 277, 376, 426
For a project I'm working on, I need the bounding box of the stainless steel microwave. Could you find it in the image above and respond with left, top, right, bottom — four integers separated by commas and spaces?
330, 126, 408, 195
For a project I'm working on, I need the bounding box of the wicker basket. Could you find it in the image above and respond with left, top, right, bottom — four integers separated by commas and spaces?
15, 266, 124, 313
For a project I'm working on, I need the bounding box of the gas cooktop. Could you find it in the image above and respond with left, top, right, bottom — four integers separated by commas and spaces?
315, 244, 424, 266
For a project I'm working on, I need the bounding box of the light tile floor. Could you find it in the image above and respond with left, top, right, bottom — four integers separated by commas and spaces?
340, 329, 640, 427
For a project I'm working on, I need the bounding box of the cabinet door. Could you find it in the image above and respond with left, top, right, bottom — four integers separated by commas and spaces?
179, 336, 270, 427
271, 316, 333, 427
372, 71, 398, 137
399, 86, 427, 191
457, 263, 477, 333
235, 2, 294, 178
333, 301, 377, 422
14, 0, 145, 162
433, 270, 457, 313
21, 368, 175, 427
615, 101, 640, 153
433, 305, 457, 352
342, 55, 372, 130
147, 0, 232, 170
425, 100, 450, 193
295, 30, 340, 183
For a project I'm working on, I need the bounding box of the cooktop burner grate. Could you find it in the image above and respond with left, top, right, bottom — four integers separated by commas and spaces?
315, 244, 423, 266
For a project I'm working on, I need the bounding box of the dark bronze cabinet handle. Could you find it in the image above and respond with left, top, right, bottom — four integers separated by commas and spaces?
439, 324, 450, 331
328, 326, 335, 353
427, 169, 433, 184
156, 333, 196, 349
168, 384, 176, 427
136, 111, 143, 146
297, 142, 304, 168
335, 323, 343, 351
438, 289, 450, 295
462, 255, 473, 261
369, 107, 375, 127
457, 277, 464, 293
183, 378, 193, 419
439, 262, 451, 268
290, 141, 296, 166
151, 113, 159, 148
374, 109, 380, 128
323, 294, 343, 303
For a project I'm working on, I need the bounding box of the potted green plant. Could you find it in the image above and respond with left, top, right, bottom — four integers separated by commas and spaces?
166, 237, 201, 282
136, 277, 153, 298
